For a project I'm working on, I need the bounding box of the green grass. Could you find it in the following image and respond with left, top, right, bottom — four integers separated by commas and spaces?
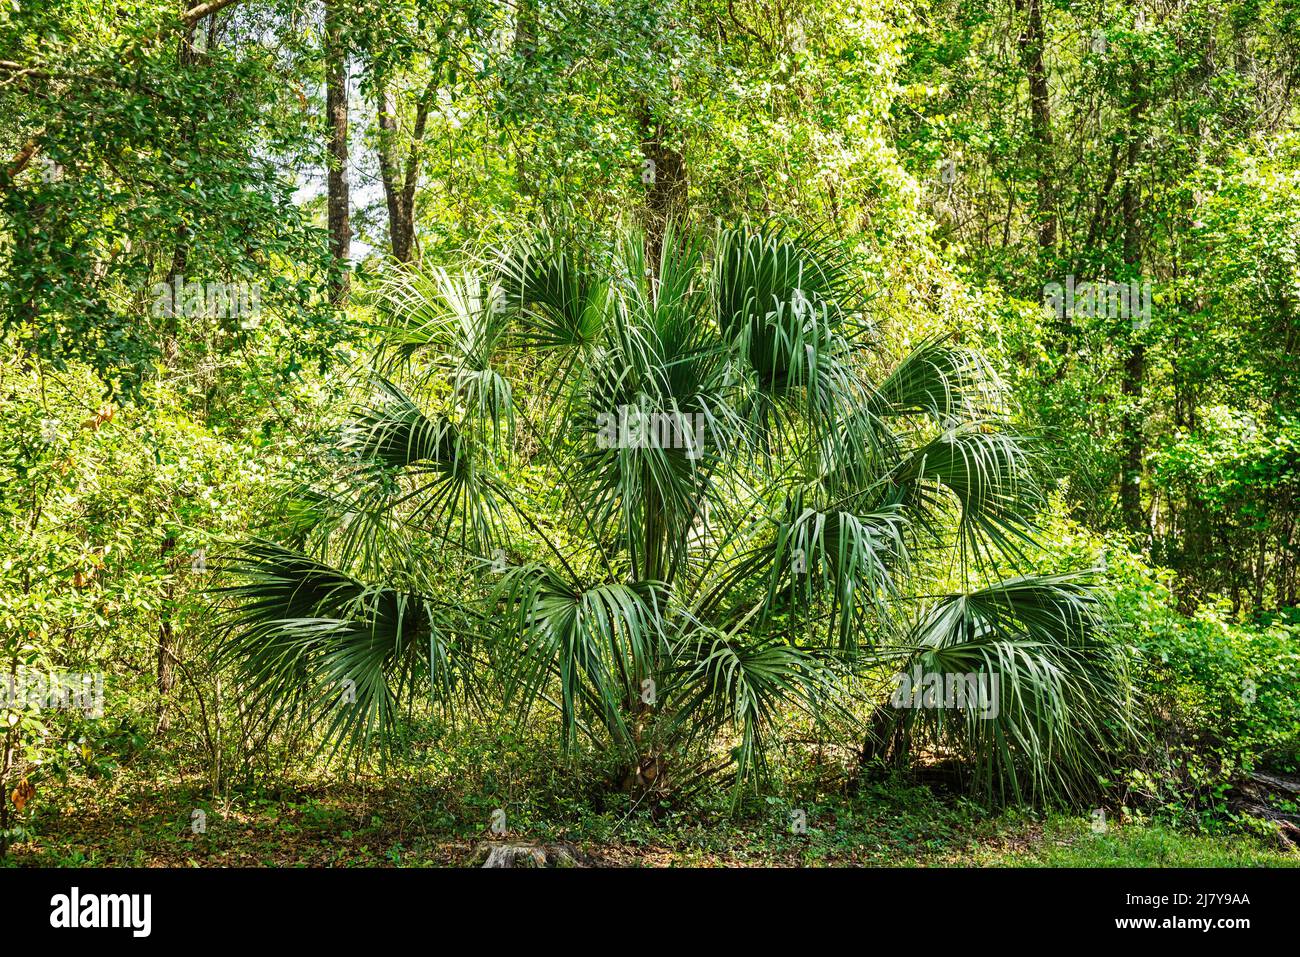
957, 816, 1297, 867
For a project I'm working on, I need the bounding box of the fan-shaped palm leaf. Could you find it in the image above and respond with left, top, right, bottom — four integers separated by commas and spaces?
871, 573, 1138, 804
211, 541, 468, 756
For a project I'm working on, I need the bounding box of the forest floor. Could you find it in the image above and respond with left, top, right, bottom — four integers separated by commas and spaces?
5, 769, 1296, 868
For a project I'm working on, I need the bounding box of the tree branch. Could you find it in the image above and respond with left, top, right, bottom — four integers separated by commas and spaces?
181, 0, 246, 28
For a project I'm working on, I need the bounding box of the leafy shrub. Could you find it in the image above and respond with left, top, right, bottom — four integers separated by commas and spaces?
1027, 506, 1300, 825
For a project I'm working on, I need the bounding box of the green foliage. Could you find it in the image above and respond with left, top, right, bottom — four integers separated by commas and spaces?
0, 348, 276, 848
1025, 508, 1300, 825
1112, 551, 1300, 821
3, 0, 1299, 863
0, 0, 343, 392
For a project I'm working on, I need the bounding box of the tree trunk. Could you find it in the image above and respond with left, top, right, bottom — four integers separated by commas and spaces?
375, 75, 433, 264
1121, 341, 1146, 533
513, 0, 537, 200
325, 0, 350, 303
376, 81, 414, 263
154, 29, 197, 709
1015, 0, 1055, 249
638, 106, 687, 270
0, 660, 16, 857
156, 535, 178, 732
1119, 79, 1146, 536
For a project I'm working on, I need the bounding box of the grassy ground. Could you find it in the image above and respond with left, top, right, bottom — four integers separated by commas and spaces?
5, 768, 1295, 867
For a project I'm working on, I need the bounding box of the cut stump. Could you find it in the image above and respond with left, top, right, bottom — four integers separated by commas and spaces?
470, 842, 589, 868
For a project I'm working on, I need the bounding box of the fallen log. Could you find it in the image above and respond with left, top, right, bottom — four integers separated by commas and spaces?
1249, 771, 1300, 796
1229, 799, 1300, 850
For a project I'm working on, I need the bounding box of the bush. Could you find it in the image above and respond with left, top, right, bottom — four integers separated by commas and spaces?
1028, 506, 1300, 826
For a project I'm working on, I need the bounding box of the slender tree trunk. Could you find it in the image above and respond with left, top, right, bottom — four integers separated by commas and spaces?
2, 510, 40, 856
1121, 343, 1146, 533
376, 80, 414, 263
155, 23, 198, 363
152, 28, 199, 721
376, 75, 433, 264
1120, 81, 1146, 536
514, 0, 536, 200
325, 0, 350, 303
0, 658, 16, 857
1016, 0, 1055, 249
156, 535, 178, 732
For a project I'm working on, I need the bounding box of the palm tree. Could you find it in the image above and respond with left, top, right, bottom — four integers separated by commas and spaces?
213, 222, 1137, 805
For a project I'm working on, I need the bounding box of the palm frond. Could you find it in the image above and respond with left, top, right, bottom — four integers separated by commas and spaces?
715, 221, 863, 338
375, 267, 515, 447
342, 376, 461, 472
492, 562, 667, 753
497, 231, 608, 352
873, 573, 1138, 805
673, 629, 840, 792
871, 335, 998, 422
211, 541, 466, 757
893, 424, 1040, 564
765, 497, 910, 651
341, 375, 503, 549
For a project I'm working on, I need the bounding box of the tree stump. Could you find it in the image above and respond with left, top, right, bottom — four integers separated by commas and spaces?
470, 842, 588, 868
